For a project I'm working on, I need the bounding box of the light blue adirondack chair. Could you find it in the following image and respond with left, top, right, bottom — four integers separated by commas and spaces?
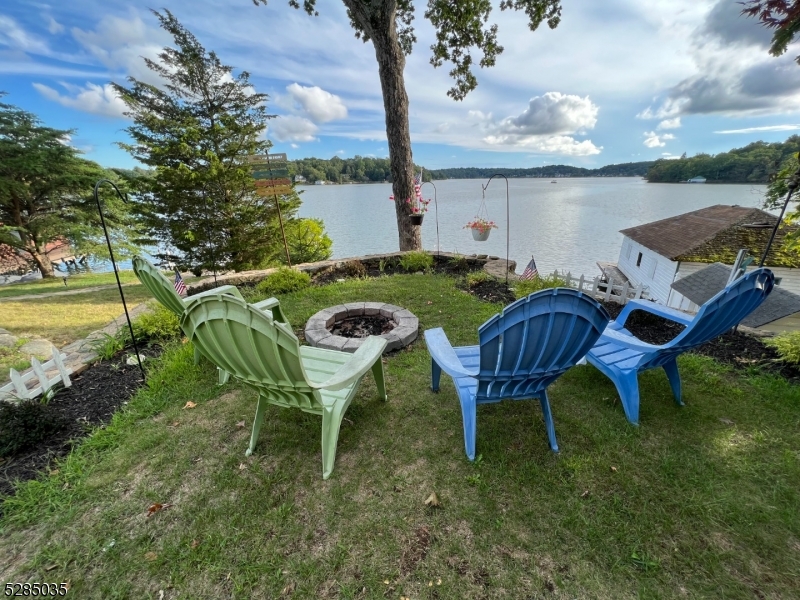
586, 267, 774, 424
424, 288, 610, 460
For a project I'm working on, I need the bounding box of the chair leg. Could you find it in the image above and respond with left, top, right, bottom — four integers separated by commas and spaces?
611, 370, 641, 425
431, 358, 442, 392
245, 395, 269, 457
321, 404, 347, 480
662, 359, 684, 406
538, 391, 559, 453
218, 368, 230, 385
459, 396, 477, 461
193, 345, 202, 365
371, 358, 388, 401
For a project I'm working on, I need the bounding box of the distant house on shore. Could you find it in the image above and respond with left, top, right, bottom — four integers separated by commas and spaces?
687, 176, 707, 183
294, 175, 306, 183
314, 180, 326, 185
607, 205, 800, 314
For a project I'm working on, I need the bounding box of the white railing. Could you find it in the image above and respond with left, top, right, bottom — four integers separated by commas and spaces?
0, 346, 73, 401
551, 270, 648, 305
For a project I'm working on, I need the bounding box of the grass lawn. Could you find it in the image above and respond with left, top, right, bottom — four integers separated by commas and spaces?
0, 271, 143, 299
0, 286, 153, 346
1, 274, 799, 599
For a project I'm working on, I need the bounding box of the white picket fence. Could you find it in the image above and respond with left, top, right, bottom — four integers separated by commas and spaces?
0, 346, 72, 401
551, 270, 648, 305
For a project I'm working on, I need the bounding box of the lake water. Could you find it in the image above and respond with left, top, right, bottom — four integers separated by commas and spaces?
297, 178, 769, 277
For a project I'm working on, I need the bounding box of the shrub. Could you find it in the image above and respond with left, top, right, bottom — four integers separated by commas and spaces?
765, 331, 800, 365
255, 267, 311, 296
399, 251, 433, 272
0, 399, 66, 456
340, 260, 367, 278
512, 274, 568, 299
465, 271, 492, 287
286, 218, 333, 264
86, 332, 126, 361
449, 253, 470, 272
132, 304, 181, 341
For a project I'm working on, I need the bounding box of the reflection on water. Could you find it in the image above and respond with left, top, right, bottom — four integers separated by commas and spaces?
297, 177, 768, 276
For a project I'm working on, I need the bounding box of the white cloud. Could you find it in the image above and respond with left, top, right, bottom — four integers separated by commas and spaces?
714, 125, 800, 134
32, 82, 128, 118
290, 143, 299, 149
0, 15, 50, 55
643, 131, 675, 148
464, 92, 601, 155
285, 83, 347, 123
269, 115, 318, 142
46, 16, 64, 35
657, 117, 681, 130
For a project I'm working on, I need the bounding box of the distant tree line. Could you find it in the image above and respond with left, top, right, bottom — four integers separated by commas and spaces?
425, 162, 655, 180
645, 138, 800, 183
290, 156, 428, 184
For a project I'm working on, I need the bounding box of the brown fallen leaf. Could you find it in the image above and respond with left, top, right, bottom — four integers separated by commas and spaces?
49, 469, 59, 476
45, 564, 59, 571
183, 401, 197, 409
145, 551, 158, 561
281, 581, 296, 596
236, 420, 246, 428
167, 421, 180, 428
190, 539, 200, 549
146, 502, 174, 517
238, 463, 247, 471
427, 300, 433, 305
610, 466, 618, 472
424, 492, 441, 507
581, 490, 590, 498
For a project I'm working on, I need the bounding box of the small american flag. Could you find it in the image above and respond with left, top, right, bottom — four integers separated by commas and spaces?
414, 169, 422, 186
520, 256, 538, 280
174, 270, 187, 296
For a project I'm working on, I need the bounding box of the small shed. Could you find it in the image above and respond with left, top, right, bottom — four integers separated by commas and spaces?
687, 176, 707, 183
613, 204, 800, 311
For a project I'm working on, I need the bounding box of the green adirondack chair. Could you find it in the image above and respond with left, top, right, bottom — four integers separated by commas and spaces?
132, 255, 290, 383
181, 294, 388, 479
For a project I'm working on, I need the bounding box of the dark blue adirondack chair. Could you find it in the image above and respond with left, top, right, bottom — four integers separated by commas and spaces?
586, 267, 774, 425
424, 288, 610, 460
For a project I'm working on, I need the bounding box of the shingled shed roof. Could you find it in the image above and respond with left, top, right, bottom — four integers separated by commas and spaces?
670, 263, 800, 327
619, 205, 800, 267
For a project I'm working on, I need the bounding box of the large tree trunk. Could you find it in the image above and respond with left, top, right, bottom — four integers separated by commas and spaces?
370, 13, 422, 251
28, 245, 54, 278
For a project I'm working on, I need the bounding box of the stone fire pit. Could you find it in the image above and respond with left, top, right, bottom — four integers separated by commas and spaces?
304, 302, 418, 353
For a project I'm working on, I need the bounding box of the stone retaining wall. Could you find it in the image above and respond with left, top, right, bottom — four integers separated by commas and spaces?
188, 251, 517, 294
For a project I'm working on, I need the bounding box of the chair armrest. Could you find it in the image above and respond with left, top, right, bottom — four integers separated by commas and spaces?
252, 297, 291, 326
613, 299, 694, 329
424, 327, 479, 380
599, 328, 663, 353
308, 336, 387, 393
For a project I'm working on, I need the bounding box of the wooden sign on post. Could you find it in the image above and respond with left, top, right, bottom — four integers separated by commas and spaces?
246, 152, 293, 265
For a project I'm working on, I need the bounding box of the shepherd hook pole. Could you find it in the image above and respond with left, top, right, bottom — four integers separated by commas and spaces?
482, 174, 510, 285
420, 180, 439, 259
93, 179, 145, 378
760, 159, 800, 267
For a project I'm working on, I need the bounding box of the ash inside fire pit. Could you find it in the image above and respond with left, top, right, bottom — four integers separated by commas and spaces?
330, 315, 396, 338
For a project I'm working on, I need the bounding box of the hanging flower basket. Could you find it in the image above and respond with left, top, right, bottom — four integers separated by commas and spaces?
464, 217, 497, 242
410, 214, 424, 225
471, 228, 490, 241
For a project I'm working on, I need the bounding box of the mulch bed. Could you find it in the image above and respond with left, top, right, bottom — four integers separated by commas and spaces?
0, 345, 158, 501
312, 254, 476, 286
463, 278, 516, 304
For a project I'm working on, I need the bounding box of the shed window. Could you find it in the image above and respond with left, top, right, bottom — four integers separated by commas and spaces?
625, 241, 632, 259
636, 252, 643, 267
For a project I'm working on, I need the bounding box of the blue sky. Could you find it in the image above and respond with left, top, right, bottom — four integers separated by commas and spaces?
3, 0, 800, 170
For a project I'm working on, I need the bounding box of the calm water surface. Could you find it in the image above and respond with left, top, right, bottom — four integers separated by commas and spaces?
297, 178, 768, 276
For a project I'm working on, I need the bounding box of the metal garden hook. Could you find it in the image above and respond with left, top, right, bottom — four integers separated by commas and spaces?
93, 179, 145, 378
420, 180, 439, 259
481, 174, 510, 285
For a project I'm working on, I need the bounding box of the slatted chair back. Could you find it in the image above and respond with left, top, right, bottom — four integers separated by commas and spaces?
132, 255, 185, 316
181, 295, 322, 412
642, 267, 774, 370
476, 288, 610, 401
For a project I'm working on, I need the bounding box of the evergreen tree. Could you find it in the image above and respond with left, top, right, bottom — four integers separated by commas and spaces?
113, 9, 303, 273
0, 97, 134, 278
